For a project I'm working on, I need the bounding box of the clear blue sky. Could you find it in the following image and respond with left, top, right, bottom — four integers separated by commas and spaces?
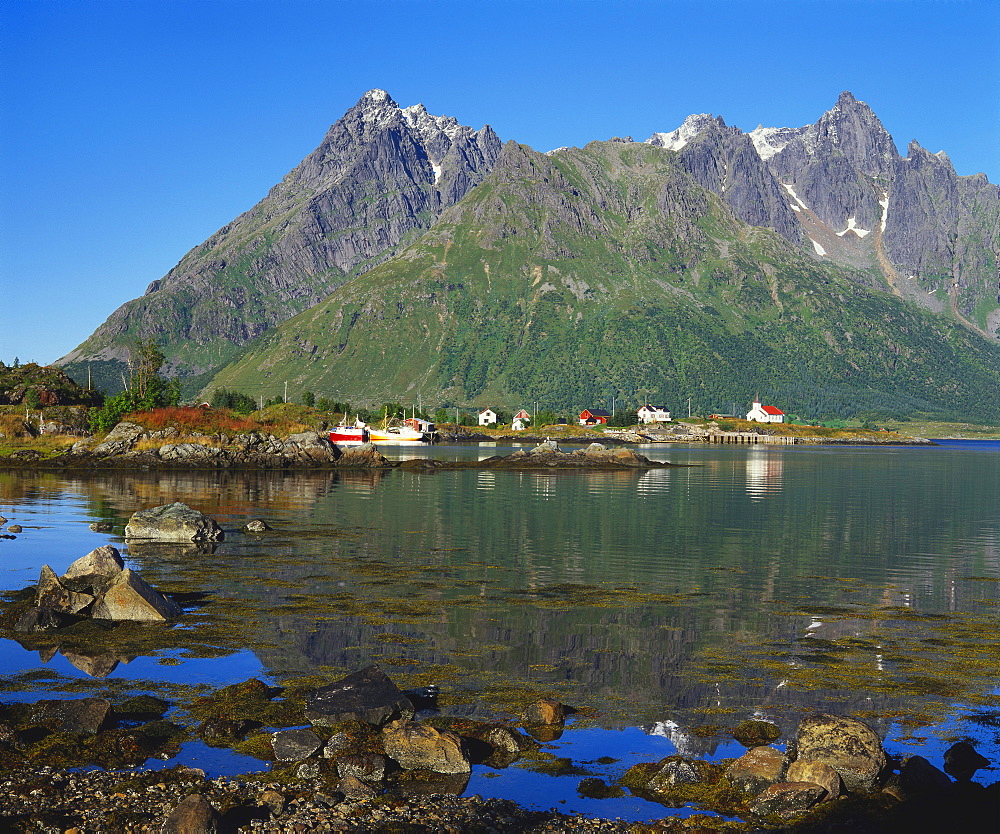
2, 0, 998, 366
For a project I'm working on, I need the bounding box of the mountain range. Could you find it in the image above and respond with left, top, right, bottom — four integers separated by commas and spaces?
58, 90, 1000, 421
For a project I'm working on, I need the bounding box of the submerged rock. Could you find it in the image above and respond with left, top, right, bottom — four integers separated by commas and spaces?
244, 519, 271, 533
732, 719, 782, 748
125, 502, 224, 542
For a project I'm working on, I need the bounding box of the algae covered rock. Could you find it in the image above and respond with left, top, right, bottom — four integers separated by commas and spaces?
522, 698, 566, 726
125, 502, 224, 542
794, 713, 887, 793
750, 781, 827, 818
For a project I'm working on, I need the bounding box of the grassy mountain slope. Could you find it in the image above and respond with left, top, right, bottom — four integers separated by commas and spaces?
205, 140, 1000, 422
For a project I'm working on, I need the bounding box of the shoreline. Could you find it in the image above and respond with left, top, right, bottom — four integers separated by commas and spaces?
0, 424, 936, 472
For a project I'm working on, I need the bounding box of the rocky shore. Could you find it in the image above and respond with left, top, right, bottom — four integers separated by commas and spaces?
0, 664, 996, 833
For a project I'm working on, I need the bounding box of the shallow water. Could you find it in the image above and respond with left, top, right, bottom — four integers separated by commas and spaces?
1, 441, 998, 819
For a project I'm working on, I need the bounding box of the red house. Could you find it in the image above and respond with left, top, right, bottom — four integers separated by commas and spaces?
579, 408, 611, 426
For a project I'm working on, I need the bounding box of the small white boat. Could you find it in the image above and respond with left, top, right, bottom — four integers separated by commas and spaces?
368, 423, 424, 443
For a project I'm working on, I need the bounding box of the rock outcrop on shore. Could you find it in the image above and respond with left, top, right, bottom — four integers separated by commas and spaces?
45, 422, 393, 469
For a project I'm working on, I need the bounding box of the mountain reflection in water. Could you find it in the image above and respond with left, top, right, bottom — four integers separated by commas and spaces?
1, 443, 998, 761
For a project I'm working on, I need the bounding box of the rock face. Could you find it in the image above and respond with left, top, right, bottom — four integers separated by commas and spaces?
794, 713, 887, 793
659, 91, 1000, 333
382, 719, 470, 774
304, 665, 414, 727
90, 568, 183, 622
125, 502, 224, 542
58, 89, 502, 392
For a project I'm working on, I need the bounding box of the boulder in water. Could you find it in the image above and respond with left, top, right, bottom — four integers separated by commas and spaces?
125, 502, 224, 542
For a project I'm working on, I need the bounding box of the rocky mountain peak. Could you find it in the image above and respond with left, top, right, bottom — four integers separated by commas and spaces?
646, 114, 728, 152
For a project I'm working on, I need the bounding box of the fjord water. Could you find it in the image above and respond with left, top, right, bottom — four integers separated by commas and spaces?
1, 442, 998, 818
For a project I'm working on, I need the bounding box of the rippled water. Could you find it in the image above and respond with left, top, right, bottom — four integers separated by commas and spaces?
1, 440, 998, 819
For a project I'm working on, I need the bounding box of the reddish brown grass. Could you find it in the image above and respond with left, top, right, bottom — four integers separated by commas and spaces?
124, 407, 259, 435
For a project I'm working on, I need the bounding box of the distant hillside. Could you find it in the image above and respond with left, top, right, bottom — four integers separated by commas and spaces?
0, 363, 101, 407
205, 140, 1000, 423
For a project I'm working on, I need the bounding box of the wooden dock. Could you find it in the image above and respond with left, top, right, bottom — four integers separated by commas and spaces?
703, 431, 798, 445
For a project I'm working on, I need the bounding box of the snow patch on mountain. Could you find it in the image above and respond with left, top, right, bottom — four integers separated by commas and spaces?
402, 104, 467, 142
646, 114, 719, 151
781, 182, 809, 212
749, 125, 805, 160
812, 239, 827, 257
837, 217, 871, 238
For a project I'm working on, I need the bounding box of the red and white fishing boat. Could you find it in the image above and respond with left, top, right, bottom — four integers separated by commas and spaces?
329, 419, 369, 445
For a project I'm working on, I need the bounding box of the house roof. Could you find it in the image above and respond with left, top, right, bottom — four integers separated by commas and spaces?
582, 409, 611, 417
478, 408, 495, 415
638, 405, 668, 412
514, 410, 531, 418
761, 405, 784, 415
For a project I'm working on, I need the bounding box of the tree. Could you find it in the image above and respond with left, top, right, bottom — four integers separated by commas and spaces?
88, 338, 180, 433
301, 391, 316, 408
126, 339, 165, 399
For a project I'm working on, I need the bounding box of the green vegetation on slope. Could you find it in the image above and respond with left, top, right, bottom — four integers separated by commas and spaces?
204, 141, 1000, 423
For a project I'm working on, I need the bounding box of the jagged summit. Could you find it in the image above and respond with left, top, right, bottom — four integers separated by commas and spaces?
646, 114, 727, 151
57, 88, 502, 389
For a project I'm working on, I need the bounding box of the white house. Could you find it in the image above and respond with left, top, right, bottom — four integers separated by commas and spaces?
511, 409, 531, 431
746, 399, 785, 423
478, 408, 497, 426
637, 405, 671, 424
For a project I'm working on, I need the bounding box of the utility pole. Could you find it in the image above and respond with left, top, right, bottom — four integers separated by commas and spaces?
284, 381, 287, 403
688, 397, 692, 418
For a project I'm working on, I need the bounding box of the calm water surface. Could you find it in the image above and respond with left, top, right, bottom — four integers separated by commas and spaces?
1, 441, 998, 820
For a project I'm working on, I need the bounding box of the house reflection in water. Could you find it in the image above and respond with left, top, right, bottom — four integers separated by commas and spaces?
745, 449, 784, 499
